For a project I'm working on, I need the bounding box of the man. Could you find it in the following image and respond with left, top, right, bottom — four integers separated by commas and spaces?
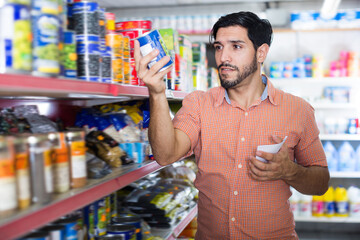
135, 11, 329, 240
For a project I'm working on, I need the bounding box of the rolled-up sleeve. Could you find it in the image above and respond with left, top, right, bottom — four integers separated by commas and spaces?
173, 91, 201, 155
295, 103, 327, 167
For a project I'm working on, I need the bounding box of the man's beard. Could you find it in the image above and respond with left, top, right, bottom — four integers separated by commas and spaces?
218, 55, 258, 89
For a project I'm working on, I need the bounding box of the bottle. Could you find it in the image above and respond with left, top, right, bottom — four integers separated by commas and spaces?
299, 194, 312, 217
323, 141, 339, 172
355, 145, 360, 171
335, 186, 350, 217
348, 186, 360, 218
312, 194, 324, 217
338, 141, 356, 172
289, 188, 300, 217
323, 186, 335, 217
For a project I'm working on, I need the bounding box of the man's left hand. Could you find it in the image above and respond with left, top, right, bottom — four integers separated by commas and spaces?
248, 135, 297, 181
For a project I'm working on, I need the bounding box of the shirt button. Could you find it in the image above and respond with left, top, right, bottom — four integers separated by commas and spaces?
241, 137, 245, 142
245, 112, 248, 116
231, 217, 236, 222
234, 191, 238, 195
238, 163, 242, 169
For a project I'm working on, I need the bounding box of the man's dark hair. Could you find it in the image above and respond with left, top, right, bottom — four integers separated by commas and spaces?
210, 11, 273, 50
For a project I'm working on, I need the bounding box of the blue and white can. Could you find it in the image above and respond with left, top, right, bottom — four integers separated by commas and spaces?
137, 29, 173, 72
0, 3, 32, 73
32, 12, 60, 76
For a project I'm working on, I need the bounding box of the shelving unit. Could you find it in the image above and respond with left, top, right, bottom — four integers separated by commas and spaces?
330, 171, 360, 178
0, 73, 194, 239
153, 205, 198, 240
295, 216, 360, 223
320, 134, 360, 141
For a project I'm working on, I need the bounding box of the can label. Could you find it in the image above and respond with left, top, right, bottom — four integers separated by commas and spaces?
101, 47, 112, 83
32, 0, 59, 15
72, 1, 99, 36
115, 20, 152, 31
70, 141, 86, 178
77, 40, 100, 81
0, 4, 32, 73
63, 31, 77, 78
137, 29, 173, 72
32, 13, 60, 75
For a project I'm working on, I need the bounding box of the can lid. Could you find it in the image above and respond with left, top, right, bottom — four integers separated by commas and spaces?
112, 215, 141, 224
64, 31, 75, 44
107, 224, 136, 233
97, 234, 125, 240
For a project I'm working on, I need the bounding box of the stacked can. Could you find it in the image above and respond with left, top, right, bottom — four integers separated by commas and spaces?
98, 8, 111, 83
31, 0, 61, 77
115, 20, 152, 85
0, 2, 32, 74
72, 1, 100, 82
105, 33, 124, 83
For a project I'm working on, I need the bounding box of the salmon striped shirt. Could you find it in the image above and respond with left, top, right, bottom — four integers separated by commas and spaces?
173, 75, 327, 240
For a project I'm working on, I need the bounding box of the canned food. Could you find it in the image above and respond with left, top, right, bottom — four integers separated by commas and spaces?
130, 58, 138, 85
40, 225, 66, 240
111, 216, 142, 240
72, 1, 99, 36
123, 58, 131, 84
0, 136, 17, 214
137, 29, 173, 72
27, 133, 53, 204
32, 0, 59, 15
98, 8, 106, 40
66, 130, 87, 188
95, 198, 108, 236
67, 2, 74, 30
101, 46, 112, 83
32, 12, 60, 76
0, 3, 32, 73
14, 135, 31, 209
55, 216, 79, 240
48, 132, 70, 193
115, 20, 151, 31
6, 0, 31, 5
97, 234, 125, 240
83, 203, 96, 240
76, 38, 100, 82
107, 224, 136, 240
105, 12, 115, 33
62, 31, 77, 78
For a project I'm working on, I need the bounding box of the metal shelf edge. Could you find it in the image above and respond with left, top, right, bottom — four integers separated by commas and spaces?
0, 160, 163, 240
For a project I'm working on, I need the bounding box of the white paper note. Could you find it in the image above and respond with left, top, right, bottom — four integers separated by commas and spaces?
256, 136, 288, 163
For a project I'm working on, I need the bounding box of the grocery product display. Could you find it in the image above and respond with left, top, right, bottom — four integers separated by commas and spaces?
0, 0, 359, 239
0, 0, 218, 93
13, 160, 198, 240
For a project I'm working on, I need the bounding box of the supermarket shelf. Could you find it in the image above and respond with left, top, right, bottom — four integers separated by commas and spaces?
330, 172, 360, 178
295, 216, 360, 223
0, 73, 188, 100
271, 77, 360, 86
0, 160, 165, 240
153, 204, 198, 240
320, 134, 360, 141
311, 102, 357, 109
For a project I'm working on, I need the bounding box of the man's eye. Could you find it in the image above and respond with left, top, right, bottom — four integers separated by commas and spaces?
214, 45, 222, 50
234, 45, 241, 49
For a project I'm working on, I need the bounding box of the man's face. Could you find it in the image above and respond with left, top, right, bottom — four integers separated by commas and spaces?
213, 26, 258, 89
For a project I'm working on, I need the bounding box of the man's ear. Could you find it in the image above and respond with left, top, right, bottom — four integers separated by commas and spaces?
257, 44, 269, 64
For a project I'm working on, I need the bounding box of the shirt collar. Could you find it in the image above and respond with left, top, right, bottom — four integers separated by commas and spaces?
214, 75, 278, 107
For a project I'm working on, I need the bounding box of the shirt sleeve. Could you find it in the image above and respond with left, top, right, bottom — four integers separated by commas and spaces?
172, 91, 201, 156
295, 103, 327, 167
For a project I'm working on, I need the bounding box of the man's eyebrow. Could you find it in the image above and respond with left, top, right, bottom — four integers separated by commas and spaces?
213, 40, 245, 45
